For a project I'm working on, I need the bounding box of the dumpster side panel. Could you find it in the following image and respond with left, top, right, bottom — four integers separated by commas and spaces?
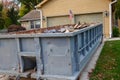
41, 37, 72, 76
0, 39, 18, 71
72, 36, 79, 73
19, 38, 35, 52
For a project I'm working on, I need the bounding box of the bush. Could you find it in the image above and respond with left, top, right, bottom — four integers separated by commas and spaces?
112, 27, 119, 37
0, 18, 5, 30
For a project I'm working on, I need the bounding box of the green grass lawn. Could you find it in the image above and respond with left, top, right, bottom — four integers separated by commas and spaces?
90, 40, 120, 80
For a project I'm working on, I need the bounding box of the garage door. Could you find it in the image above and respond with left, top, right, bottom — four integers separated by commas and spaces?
75, 13, 103, 24
47, 16, 71, 27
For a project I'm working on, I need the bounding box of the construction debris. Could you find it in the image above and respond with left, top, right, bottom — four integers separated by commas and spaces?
8, 22, 98, 34
8, 24, 26, 32
0, 75, 8, 80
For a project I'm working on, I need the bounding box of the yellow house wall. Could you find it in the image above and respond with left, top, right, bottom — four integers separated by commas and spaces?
39, 0, 111, 38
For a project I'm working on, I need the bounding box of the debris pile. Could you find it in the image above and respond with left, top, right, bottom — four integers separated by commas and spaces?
0, 75, 7, 80
8, 24, 26, 32
73, 22, 89, 29
9, 22, 97, 34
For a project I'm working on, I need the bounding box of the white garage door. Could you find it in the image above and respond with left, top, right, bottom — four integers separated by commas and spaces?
47, 16, 71, 27
75, 13, 103, 24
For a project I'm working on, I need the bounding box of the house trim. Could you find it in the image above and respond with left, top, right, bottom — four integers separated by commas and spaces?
35, 0, 49, 8
18, 18, 40, 22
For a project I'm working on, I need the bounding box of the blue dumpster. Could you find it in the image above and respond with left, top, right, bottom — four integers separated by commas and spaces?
0, 23, 103, 80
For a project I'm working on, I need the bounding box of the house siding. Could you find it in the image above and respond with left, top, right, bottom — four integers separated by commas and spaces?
47, 16, 71, 27
39, 0, 111, 38
21, 21, 31, 30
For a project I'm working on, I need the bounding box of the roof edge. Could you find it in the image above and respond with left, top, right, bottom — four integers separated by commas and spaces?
35, 0, 49, 8
18, 18, 40, 22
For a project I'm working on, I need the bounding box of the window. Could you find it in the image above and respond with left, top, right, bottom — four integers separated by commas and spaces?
35, 21, 40, 28
30, 20, 40, 29
31, 21, 34, 29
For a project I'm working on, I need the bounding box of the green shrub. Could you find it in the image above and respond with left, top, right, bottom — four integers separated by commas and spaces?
0, 18, 5, 30
112, 27, 119, 37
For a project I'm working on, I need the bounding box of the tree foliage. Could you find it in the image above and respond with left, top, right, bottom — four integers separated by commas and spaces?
2, 8, 12, 28
0, 18, 5, 29
0, 0, 43, 29
0, 3, 5, 29
112, 27, 119, 37
115, 0, 120, 19
7, 7, 19, 25
0, 3, 3, 11
18, 0, 42, 9
19, 4, 29, 17
0, 1, 20, 29
18, 0, 43, 17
